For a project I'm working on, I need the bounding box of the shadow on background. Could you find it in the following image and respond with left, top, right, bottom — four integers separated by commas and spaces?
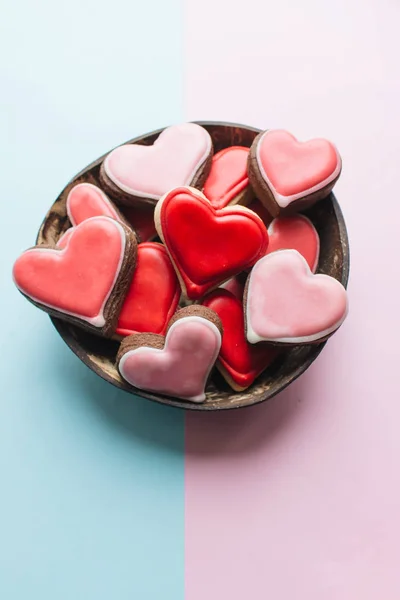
45, 325, 184, 456
185, 354, 330, 457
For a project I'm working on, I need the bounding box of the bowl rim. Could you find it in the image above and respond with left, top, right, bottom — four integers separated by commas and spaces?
43, 121, 350, 411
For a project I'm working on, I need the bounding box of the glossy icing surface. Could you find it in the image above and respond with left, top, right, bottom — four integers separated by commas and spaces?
256, 130, 341, 207
203, 146, 249, 208
203, 289, 278, 388
157, 187, 269, 300
66, 183, 120, 226
267, 215, 320, 272
246, 250, 348, 344
13, 217, 126, 327
119, 316, 222, 402
104, 123, 212, 199
116, 243, 180, 337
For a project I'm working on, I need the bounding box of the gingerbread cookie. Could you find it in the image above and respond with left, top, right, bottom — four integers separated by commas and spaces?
116, 242, 180, 337
248, 129, 342, 216
13, 216, 137, 337
244, 249, 348, 345
267, 215, 320, 272
203, 289, 278, 391
155, 186, 269, 300
117, 306, 222, 403
100, 123, 213, 206
203, 146, 253, 208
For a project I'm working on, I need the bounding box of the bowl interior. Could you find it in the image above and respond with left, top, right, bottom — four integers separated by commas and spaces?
37, 122, 349, 410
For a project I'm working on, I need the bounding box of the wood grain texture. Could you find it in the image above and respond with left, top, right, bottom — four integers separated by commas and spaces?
37, 122, 350, 411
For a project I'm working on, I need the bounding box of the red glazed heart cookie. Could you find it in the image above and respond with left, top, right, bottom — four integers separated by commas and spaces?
100, 123, 213, 206
66, 182, 124, 226
245, 249, 348, 345
116, 242, 180, 337
203, 146, 253, 208
155, 186, 269, 300
203, 289, 278, 391
117, 306, 222, 403
267, 215, 320, 272
248, 130, 342, 216
13, 216, 137, 337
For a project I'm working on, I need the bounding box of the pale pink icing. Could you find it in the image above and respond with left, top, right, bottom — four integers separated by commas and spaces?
104, 123, 212, 200
246, 250, 348, 344
66, 183, 120, 226
119, 316, 221, 402
256, 130, 341, 208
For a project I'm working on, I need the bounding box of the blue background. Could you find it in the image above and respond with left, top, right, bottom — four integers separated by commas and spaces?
0, 1, 184, 598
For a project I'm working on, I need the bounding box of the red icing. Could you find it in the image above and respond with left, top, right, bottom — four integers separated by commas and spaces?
203, 289, 278, 388
267, 216, 320, 272
120, 204, 156, 242
158, 188, 269, 300
247, 198, 273, 227
13, 217, 125, 324
116, 242, 180, 336
67, 183, 120, 226
203, 146, 249, 209
258, 130, 339, 196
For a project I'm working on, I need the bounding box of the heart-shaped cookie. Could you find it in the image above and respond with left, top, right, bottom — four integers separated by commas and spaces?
100, 123, 213, 206
203, 289, 278, 390
116, 242, 180, 337
13, 216, 137, 336
245, 249, 348, 344
117, 306, 222, 403
203, 146, 252, 208
155, 187, 269, 300
248, 129, 342, 216
267, 215, 320, 272
66, 183, 123, 226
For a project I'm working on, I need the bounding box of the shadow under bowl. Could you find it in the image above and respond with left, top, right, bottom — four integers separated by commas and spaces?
37, 121, 350, 411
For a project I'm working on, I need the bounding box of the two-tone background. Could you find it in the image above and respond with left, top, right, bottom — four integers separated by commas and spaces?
1, 0, 400, 597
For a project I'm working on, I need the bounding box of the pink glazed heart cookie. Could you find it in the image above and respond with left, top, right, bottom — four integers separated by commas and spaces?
66, 183, 126, 227
203, 146, 253, 208
267, 215, 320, 272
248, 129, 342, 216
100, 123, 213, 207
13, 216, 137, 337
244, 249, 348, 345
117, 306, 222, 403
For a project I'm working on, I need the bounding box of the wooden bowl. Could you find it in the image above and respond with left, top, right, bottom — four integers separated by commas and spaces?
37, 122, 349, 411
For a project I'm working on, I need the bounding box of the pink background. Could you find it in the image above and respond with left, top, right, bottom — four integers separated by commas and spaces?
185, 0, 400, 597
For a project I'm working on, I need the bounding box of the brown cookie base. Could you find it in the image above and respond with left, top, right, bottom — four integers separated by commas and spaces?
247, 131, 341, 217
